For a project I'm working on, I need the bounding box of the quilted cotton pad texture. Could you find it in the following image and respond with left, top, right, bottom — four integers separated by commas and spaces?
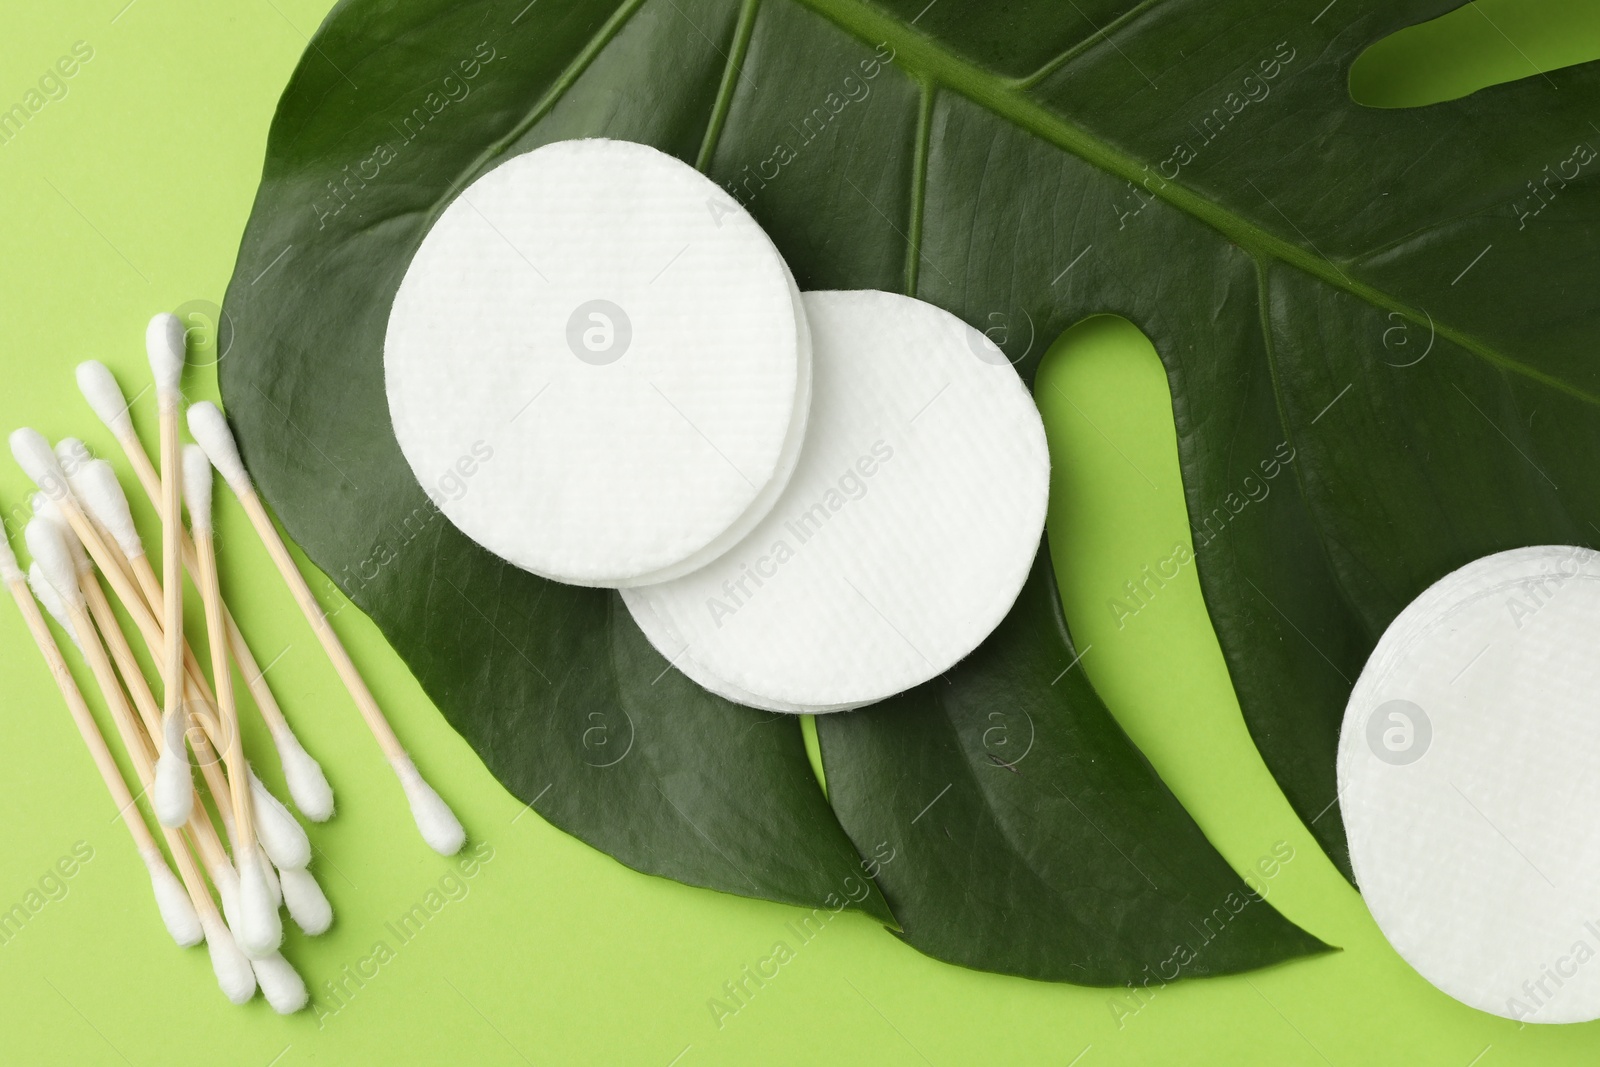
1339, 545, 1600, 1023
384, 138, 810, 588
622, 290, 1050, 713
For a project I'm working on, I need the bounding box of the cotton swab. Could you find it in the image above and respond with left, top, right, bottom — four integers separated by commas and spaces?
2, 529, 202, 948
187, 402, 465, 854
146, 315, 189, 837
75, 362, 334, 821
183, 443, 282, 958
277, 864, 333, 936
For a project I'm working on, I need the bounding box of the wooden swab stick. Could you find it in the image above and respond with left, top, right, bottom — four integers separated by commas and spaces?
2, 527, 203, 949
70, 370, 335, 819
181, 444, 282, 959
187, 403, 465, 855
146, 315, 188, 825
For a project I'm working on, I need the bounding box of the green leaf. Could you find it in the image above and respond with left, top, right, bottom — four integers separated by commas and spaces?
817, 545, 1331, 982
224, 0, 1581, 979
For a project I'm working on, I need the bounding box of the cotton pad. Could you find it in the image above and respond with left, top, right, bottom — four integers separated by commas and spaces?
384, 138, 810, 588
1339, 545, 1600, 1023
622, 290, 1050, 713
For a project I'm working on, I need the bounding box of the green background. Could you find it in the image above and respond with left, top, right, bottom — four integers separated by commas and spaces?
1, 1, 1598, 1063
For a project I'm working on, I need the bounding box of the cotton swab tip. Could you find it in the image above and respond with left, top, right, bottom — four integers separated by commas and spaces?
75, 361, 135, 439
198, 912, 256, 1004
249, 770, 311, 870
152, 707, 194, 828
258, 846, 283, 909
10, 428, 72, 501
396, 756, 466, 855
251, 953, 309, 1014
181, 444, 213, 533
140, 848, 203, 947
234, 851, 284, 959
31, 495, 89, 575
278, 865, 333, 936
24, 517, 83, 611
68, 459, 143, 558
185, 402, 250, 492
27, 564, 79, 649
275, 732, 334, 822
0, 530, 21, 584
145, 313, 187, 395
53, 437, 91, 476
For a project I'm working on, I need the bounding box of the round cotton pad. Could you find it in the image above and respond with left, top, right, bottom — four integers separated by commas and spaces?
1339, 545, 1600, 1023
622, 290, 1050, 713
385, 138, 810, 588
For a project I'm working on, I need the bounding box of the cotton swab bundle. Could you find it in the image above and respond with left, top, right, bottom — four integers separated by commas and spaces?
75, 361, 335, 822
36, 505, 290, 1001
2, 529, 203, 948
36, 480, 198, 828
183, 443, 282, 959
17, 432, 308, 893
147, 316, 190, 833
20, 438, 298, 867
188, 402, 464, 854
22, 521, 232, 979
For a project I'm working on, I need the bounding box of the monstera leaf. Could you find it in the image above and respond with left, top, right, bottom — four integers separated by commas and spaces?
222, 0, 1599, 981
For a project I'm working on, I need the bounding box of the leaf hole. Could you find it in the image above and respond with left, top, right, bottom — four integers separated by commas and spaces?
1350, 0, 1600, 107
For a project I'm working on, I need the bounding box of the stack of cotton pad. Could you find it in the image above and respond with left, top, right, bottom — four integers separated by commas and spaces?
385, 138, 810, 588
622, 291, 1050, 713
1339, 545, 1600, 1022
386, 139, 1050, 715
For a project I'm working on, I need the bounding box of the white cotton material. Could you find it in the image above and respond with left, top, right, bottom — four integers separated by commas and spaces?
53, 437, 92, 478
30, 495, 90, 576
622, 291, 1050, 712
394, 755, 466, 855
0, 530, 19, 584
385, 138, 811, 589
274, 731, 334, 822
258, 846, 283, 908
249, 770, 311, 869
1340, 545, 1600, 1023
76, 360, 135, 439
198, 911, 256, 1004
27, 564, 79, 649
234, 851, 283, 958
146, 312, 186, 394
251, 953, 309, 1014
181, 444, 213, 533
10, 428, 72, 501
212, 858, 242, 933
25, 517, 84, 611
68, 458, 143, 558
279, 865, 333, 936
153, 706, 195, 828
185, 402, 250, 492
140, 847, 203, 947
